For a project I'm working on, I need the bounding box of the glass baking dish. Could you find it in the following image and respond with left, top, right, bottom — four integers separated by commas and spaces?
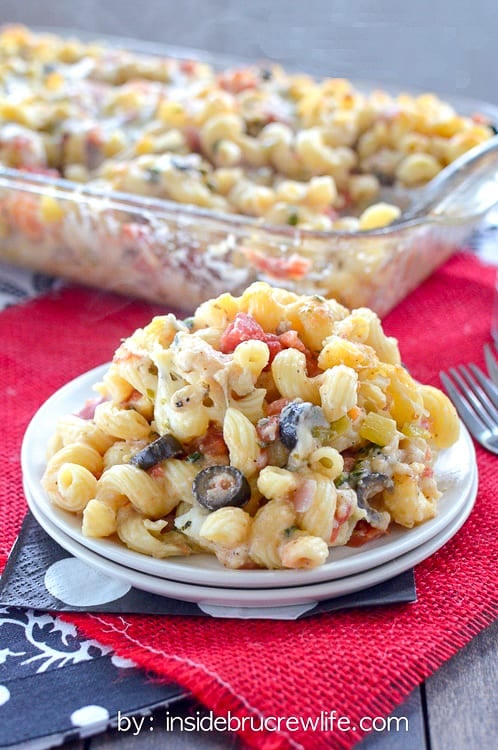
0, 27, 497, 316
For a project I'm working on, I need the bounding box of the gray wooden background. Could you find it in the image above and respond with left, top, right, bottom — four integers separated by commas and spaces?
1, 0, 497, 105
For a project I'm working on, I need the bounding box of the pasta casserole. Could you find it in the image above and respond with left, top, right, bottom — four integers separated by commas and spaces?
0, 24, 494, 231
0, 25, 494, 315
42, 283, 460, 570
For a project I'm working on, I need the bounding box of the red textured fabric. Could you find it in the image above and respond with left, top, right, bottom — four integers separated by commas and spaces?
1, 254, 497, 750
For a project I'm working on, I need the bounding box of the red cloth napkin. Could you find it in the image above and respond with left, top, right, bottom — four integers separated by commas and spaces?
1, 253, 497, 750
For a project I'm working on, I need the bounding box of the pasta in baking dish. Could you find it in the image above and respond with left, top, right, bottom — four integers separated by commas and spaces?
42, 283, 460, 570
0, 25, 494, 232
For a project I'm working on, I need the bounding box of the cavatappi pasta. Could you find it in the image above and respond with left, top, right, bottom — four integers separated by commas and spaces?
0, 25, 494, 233
41, 283, 460, 570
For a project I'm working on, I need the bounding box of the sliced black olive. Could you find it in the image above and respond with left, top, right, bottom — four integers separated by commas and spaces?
129, 434, 184, 470
193, 466, 251, 511
356, 472, 392, 530
279, 400, 328, 451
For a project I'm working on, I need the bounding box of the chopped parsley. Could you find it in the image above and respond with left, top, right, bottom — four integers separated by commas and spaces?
283, 525, 298, 538
146, 166, 161, 184
212, 139, 223, 154
287, 211, 299, 226
187, 451, 204, 463
334, 472, 350, 487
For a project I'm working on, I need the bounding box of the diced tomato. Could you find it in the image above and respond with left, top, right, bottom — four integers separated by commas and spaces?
337, 190, 353, 211
220, 312, 262, 350
149, 464, 165, 479
191, 425, 229, 461
220, 312, 282, 361
183, 125, 201, 152
220, 313, 322, 378
179, 59, 197, 75
217, 68, 258, 93
8, 194, 44, 241
278, 329, 306, 353
245, 248, 311, 280
278, 329, 321, 376
347, 520, 388, 547
266, 398, 291, 416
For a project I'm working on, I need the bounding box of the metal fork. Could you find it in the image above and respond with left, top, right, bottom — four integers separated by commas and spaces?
483, 342, 498, 386
440, 348, 498, 455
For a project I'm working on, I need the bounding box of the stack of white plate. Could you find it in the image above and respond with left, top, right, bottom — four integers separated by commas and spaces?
22, 365, 478, 614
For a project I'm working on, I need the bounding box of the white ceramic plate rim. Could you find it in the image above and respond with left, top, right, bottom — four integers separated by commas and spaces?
26, 472, 477, 609
22, 363, 477, 589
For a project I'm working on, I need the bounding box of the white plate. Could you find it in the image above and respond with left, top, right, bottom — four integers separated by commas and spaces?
22, 363, 477, 589
26, 471, 477, 612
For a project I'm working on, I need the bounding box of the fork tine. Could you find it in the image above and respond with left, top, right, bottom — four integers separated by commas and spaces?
450, 367, 498, 432
468, 363, 498, 409
459, 364, 498, 422
484, 343, 498, 386
440, 372, 488, 437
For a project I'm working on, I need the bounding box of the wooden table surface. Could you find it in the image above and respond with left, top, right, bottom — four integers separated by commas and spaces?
1, 1, 496, 747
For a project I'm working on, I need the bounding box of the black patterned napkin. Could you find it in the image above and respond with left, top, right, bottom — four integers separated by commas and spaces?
0, 515, 416, 749
0, 605, 186, 749
0, 514, 416, 618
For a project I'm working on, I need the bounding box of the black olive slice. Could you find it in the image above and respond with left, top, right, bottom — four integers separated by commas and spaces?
193, 466, 251, 511
279, 401, 328, 450
129, 434, 184, 470
356, 472, 392, 530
